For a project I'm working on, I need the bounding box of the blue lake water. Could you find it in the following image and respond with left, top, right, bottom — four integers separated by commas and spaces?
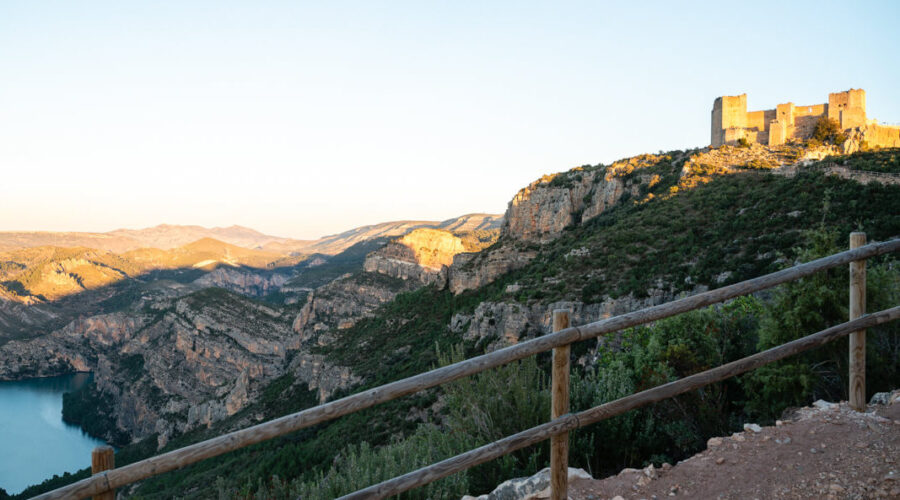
0, 373, 108, 495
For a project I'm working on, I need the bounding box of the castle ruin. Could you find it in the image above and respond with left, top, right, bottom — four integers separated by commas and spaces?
711, 89, 900, 150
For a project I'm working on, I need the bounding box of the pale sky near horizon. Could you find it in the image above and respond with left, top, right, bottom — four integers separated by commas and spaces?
1, 1, 898, 240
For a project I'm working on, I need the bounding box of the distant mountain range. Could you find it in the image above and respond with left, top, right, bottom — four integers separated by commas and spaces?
0, 214, 503, 256
269, 213, 503, 255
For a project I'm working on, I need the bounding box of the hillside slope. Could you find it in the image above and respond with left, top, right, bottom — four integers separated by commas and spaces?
9, 147, 900, 499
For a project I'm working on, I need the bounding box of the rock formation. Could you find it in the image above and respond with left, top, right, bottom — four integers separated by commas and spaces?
363, 228, 468, 285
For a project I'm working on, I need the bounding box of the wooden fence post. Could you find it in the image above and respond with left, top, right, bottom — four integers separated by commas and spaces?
550, 310, 570, 500
849, 232, 867, 412
91, 446, 115, 500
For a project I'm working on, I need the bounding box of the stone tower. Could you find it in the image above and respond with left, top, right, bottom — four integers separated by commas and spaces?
711, 94, 748, 147
709, 89, 897, 148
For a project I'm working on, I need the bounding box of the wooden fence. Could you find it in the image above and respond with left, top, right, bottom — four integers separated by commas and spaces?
33, 234, 900, 500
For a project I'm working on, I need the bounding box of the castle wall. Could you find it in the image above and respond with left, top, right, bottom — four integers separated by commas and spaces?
746, 110, 775, 132
840, 108, 867, 129
709, 89, 890, 148
776, 103, 794, 126
769, 120, 787, 146
865, 124, 900, 148
794, 114, 821, 139
793, 103, 826, 117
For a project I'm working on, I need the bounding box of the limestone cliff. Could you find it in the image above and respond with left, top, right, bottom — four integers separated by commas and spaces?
362, 228, 468, 285
448, 153, 685, 294
193, 267, 289, 297
292, 272, 417, 345
449, 293, 676, 354
0, 289, 301, 444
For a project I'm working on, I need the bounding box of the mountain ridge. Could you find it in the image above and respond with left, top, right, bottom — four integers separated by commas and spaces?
0, 213, 503, 256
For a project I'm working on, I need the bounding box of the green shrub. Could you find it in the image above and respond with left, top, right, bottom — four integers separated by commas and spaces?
258, 425, 471, 499
812, 116, 847, 145
570, 298, 760, 475
741, 225, 900, 420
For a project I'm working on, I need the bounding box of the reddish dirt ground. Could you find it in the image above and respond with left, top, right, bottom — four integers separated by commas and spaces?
569, 393, 900, 500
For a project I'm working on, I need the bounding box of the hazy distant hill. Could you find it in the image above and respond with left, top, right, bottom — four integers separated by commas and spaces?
0, 215, 502, 256
123, 237, 302, 270
0, 225, 300, 254
270, 213, 503, 255
107, 224, 309, 251
0, 232, 144, 254
0, 238, 302, 304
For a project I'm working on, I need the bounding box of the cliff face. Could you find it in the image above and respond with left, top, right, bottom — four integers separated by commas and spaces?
0, 289, 301, 444
363, 228, 468, 285
503, 154, 680, 244
193, 268, 289, 297
448, 154, 678, 294
292, 272, 417, 345
449, 293, 675, 353
447, 245, 537, 294
0, 290, 62, 342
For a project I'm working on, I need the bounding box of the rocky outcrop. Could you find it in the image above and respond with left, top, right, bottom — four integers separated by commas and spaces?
502, 154, 676, 244
450, 293, 674, 352
462, 467, 593, 500
193, 268, 289, 297
0, 291, 62, 342
448, 154, 686, 295
0, 289, 301, 444
504, 173, 599, 243
363, 228, 468, 285
292, 273, 416, 344
289, 353, 360, 403
843, 124, 900, 154
447, 245, 537, 295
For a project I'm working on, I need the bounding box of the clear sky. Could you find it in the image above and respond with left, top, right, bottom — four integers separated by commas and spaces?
1, 1, 898, 239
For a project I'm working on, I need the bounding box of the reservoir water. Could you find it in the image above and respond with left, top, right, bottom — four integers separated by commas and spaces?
0, 373, 108, 495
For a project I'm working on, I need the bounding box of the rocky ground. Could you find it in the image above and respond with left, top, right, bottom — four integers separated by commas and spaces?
469, 391, 900, 500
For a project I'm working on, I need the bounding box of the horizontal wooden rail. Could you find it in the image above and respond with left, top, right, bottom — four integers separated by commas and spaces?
341, 306, 900, 499
33, 238, 900, 500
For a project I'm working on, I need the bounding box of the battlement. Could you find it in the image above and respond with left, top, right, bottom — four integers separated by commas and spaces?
709, 89, 894, 148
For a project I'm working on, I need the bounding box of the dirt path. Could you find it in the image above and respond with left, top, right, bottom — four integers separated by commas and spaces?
570, 392, 900, 500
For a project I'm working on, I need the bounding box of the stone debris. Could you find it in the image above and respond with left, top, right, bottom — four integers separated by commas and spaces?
870, 392, 899, 406
461, 467, 592, 500
743, 423, 763, 433
813, 399, 838, 410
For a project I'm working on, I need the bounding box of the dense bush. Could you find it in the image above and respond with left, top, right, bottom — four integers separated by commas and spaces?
569, 297, 760, 475
832, 148, 900, 173
61, 381, 130, 445
811, 116, 847, 145
741, 226, 900, 420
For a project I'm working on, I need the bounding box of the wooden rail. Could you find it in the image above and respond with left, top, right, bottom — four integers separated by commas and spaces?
340, 307, 900, 499
33, 236, 900, 500
549, 310, 570, 500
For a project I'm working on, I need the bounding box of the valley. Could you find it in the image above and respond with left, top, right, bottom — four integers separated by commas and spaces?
2, 147, 899, 499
